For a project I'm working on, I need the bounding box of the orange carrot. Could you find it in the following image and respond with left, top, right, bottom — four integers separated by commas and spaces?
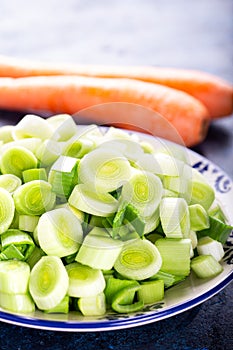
0, 55, 232, 118
0, 75, 209, 147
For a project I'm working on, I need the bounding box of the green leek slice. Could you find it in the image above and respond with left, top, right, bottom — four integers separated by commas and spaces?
48, 155, 79, 198
29, 256, 69, 310
1, 229, 35, 261
114, 239, 162, 280
111, 284, 144, 313
155, 238, 191, 276
44, 295, 69, 314
22, 168, 48, 182
65, 262, 105, 297
37, 208, 83, 257
13, 180, 56, 215
105, 277, 139, 305
0, 187, 15, 234
18, 215, 40, 232
138, 280, 164, 304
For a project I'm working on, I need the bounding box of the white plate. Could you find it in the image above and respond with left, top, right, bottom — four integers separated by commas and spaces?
0, 130, 232, 332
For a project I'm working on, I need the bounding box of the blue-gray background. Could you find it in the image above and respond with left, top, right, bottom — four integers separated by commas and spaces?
0, 1, 232, 349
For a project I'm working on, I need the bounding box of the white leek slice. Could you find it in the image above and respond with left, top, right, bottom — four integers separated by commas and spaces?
36, 139, 62, 167
136, 153, 185, 177
0, 125, 14, 143
0, 293, 35, 313
37, 208, 83, 257
78, 292, 106, 316
0, 174, 22, 193
13, 180, 56, 215
75, 231, 123, 270
78, 149, 132, 193
0, 138, 42, 155
190, 169, 215, 210
0, 260, 30, 294
143, 209, 160, 234
47, 114, 77, 141
97, 139, 144, 162
197, 236, 225, 262
29, 256, 69, 310
114, 239, 162, 280
68, 184, 118, 217
0, 146, 38, 179
0, 187, 15, 234
159, 197, 190, 238
65, 262, 105, 297
120, 170, 163, 217
12, 114, 54, 141
191, 255, 223, 278
189, 204, 210, 231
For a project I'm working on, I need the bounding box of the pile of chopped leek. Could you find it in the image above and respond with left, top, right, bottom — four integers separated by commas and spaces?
0, 114, 231, 316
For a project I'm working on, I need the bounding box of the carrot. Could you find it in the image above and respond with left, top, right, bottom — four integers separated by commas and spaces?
0, 75, 209, 147
0, 55, 232, 118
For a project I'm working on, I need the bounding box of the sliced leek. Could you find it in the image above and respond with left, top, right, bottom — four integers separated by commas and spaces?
48, 155, 79, 198
0, 229, 35, 261
29, 256, 69, 310
22, 168, 48, 182
191, 255, 223, 278
78, 149, 132, 193
111, 284, 143, 313
155, 238, 191, 276
120, 170, 163, 217
78, 292, 106, 316
0, 174, 22, 193
13, 180, 56, 215
0, 146, 38, 179
0, 260, 30, 294
69, 184, 118, 217
189, 204, 210, 231
138, 280, 164, 304
37, 208, 83, 257
197, 236, 225, 262
12, 114, 53, 141
47, 114, 77, 141
0, 187, 15, 234
159, 197, 190, 238
75, 230, 123, 270
65, 262, 105, 297
0, 293, 35, 313
114, 239, 162, 280
18, 215, 40, 232
190, 169, 215, 210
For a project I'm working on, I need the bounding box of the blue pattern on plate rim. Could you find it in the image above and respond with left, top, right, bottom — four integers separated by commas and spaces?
192, 161, 232, 193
